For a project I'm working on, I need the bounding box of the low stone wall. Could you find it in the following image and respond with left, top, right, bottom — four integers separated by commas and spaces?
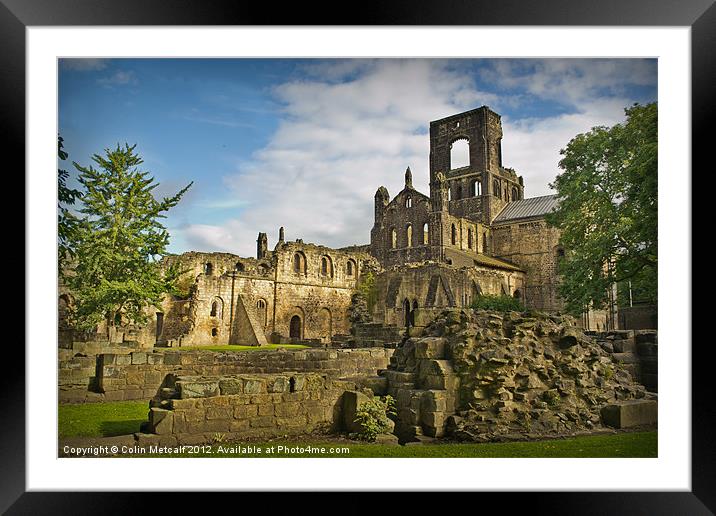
139, 373, 359, 445
85, 348, 394, 403
588, 330, 658, 392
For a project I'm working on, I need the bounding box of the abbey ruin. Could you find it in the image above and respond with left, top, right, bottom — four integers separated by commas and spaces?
59, 106, 657, 447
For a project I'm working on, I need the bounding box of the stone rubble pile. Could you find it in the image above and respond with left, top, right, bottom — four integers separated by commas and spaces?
392, 309, 654, 442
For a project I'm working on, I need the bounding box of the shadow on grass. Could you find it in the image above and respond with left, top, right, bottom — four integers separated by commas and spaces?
99, 419, 145, 437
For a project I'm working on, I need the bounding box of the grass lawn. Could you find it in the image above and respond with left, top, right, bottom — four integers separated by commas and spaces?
167, 344, 309, 352
59, 401, 657, 458
59, 400, 148, 438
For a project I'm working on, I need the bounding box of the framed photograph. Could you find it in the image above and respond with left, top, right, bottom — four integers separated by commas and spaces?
8, 0, 709, 512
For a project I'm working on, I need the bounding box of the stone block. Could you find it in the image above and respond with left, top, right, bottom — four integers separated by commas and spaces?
257, 403, 275, 417
218, 378, 243, 395
421, 410, 446, 429
342, 390, 372, 433
249, 416, 275, 428
359, 376, 388, 396
149, 408, 174, 435
206, 406, 233, 420
612, 339, 636, 353
414, 338, 447, 359
635, 330, 657, 344
233, 404, 259, 419
275, 402, 301, 418
418, 359, 454, 378
147, 353, 164, 365
163, 353, 181, 365
115, 354, 132, 366
243, 378, 266, 394
131, 352, 147, 365
374, 433, 400, 445
600, 400, 658, 428
637, 342, 658, 357
177, 380, 220, 399
421, 390, 447, 412
229, 420, 250, 432
268, 376, 290, 393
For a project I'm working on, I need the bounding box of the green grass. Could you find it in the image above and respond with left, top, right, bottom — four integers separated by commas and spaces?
59, 400, 148, 438
130, 432, 657, 458
59, 401, 657, 457
169, 344, 309, 352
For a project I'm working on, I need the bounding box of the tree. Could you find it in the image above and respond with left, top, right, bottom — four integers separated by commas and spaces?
546, 102, 657, 315
64, 143, 192, 334
58, 136, 81, 276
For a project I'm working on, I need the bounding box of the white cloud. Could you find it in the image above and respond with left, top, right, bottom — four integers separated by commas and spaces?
179, 59, 653, 257
97, 70, 138, 87
60, 58, 109, 71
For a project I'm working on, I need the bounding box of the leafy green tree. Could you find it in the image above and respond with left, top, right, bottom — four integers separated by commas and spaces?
546, 102, 657, 315
65, 143, 192, 334
58, 136, 81, 276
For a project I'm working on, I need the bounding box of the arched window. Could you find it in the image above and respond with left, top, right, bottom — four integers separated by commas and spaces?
293, 252, 306, 275
235, 261, 245, 272
512, 187, 519, 202
211, 328, 218, 337
204, 262, 213, 275
450, 138, 470, 169
493, 179, 501, 199
451, 224, 457, 245
405, 197, 412, 208
406, 224, 413, 247
320, 256, 333, 277
471, 179, 481, 196
256, 299, 267, 326
423, 223, 429, 245
391, 228, 397, 249
457, 184, 463, 200
346, 260, 355, 276
448, 187, 452, 202
513, 289, 522, 300
467, 228, 473, 249
210, 301, 218, 317
483, 232, 489, 253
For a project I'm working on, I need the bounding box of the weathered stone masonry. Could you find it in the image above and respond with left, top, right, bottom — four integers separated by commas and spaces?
61, 348, 393, 403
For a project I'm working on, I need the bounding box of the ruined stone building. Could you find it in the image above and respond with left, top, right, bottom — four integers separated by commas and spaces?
61, 106, 584, 349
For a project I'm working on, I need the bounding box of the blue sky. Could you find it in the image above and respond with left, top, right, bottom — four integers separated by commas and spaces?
59, 58, 657, 257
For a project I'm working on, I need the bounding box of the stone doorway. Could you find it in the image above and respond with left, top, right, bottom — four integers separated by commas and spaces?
289, 315, 302, 340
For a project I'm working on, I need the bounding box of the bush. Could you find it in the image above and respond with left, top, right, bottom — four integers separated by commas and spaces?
350, 395, 396, 442
470, 294, 525, 312
356, 271, 378, 313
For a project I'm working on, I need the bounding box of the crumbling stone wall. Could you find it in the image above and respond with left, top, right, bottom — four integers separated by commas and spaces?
90, 348, 393, 402
492, 219, 563, 311
372, 263, 525, 327
142, 372, 359, 444
381, 309, 656, 442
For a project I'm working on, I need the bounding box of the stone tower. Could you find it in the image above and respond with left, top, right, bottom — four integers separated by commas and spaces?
428, 106, 523, 223
256, 232, 268, 259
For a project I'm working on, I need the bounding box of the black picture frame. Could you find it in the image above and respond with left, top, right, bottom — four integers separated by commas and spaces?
6, 0, 708, 513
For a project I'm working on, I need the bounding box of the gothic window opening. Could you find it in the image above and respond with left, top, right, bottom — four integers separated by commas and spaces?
347, 260, 355, 276
512, 187, 519, 202
391, 228, 397, 249
423, 223, 429, 244
235, 261, 245, 272
204, 262, 213, 275
320, 255, 333, 278
211, 328, 218, 337
451, 224, 457, 245
407, 224, 413, 247
450, 138, 470, 169
483, 232, 489, 253
457, 184, 463, 199
210, 301, 218, 317
405, 197, 412, 208
468, 228, 473, 249
293, 252, 306, 275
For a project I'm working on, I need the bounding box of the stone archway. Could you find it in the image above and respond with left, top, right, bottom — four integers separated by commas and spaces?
289, 315, 302, 340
